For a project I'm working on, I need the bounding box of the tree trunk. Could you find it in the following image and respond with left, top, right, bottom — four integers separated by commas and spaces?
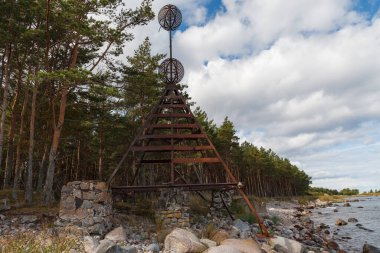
3, 76, 20, 189
43, 41, 79, 204
12, 89, 29, 199
75, 140, 80, 180
98, 146, 103, 180
43, 85, 69, 204
25, 84, 38, 203
0, 46, 12, 186
37, 143, 48, 191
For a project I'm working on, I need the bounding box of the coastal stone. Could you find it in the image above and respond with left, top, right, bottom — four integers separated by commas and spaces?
320, 223, 329, 229
233, 219, 250, 232
84, 236, 99, 253
347, 217, 358, 222
164, 228, 207, 253
335, 219, 347, 226
125, 246, 139, 253
281, 228, 293, 238
0, 214, 5, 220
95, 239, 115, 253
211, 229, 230, 244
264, 219, 274, 227
304, 240, 316, 246
146, 243, 160, 253
220, 239, 262, 253
273, 244, 288, 253
230, 226, 240, 238
327, 240, 339, 250
343, 202, 351, 207
200, 238, 217, 248
20, 215, 38, 223
261, 243, 272, 253
108, 245, 137, 253
205, 245, 242, 253
363, 244, 380, 253
105, 226, 126, 242
269, 236, 305, 253
315, 199, 328, 207
358, 206, 364, 208
300, 216, 312, 223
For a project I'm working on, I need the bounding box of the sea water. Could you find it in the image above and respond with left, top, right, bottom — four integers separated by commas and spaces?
310, 196, 380, 252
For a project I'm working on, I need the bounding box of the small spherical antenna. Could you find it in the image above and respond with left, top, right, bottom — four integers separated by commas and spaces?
158, 4, 182, 31
159, 58, 184, 84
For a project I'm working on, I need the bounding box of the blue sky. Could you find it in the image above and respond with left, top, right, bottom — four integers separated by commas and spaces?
125, 0, 380, 192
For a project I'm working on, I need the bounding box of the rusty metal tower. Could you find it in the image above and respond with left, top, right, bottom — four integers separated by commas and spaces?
108, 4, 268, 237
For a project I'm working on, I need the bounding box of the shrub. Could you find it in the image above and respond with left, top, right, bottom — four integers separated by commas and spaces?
231, 199, 257, 224
201, 223, 218, 239
271, 215, 281, 225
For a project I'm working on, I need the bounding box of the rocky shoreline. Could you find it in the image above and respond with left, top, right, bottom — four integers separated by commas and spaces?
1, 197, 379, 253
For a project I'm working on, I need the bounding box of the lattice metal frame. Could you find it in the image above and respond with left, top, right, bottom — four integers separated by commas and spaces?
158, 4, 182, 31
159, 58, 184, 84
108, 4, 269, 237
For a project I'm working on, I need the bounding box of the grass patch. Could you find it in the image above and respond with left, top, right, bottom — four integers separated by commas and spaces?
157, 228, 172, 244
317, 194, 346, 202
113, 197, 157, 222
270, 215, 281, 225
0, 189, 23, 205
188, 195, 209, 216
230, 199, 257, 224
0, 232, 81, 253
296, 195, 316, 205
201, 223, 218, 239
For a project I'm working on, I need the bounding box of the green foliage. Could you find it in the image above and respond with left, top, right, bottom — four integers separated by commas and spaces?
270, 215, 281, 225
309, 187, 360, 197
121, 37, 165, 124
240, 213, 257, 225
339, 188, 359, 195
230, 199, 257, 224
309, 187, 339, 195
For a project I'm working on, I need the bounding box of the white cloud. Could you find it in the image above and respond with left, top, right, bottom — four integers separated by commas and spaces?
121, 0, 380, 191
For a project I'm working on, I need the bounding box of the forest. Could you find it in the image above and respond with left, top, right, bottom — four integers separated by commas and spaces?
0, 0, 311, 205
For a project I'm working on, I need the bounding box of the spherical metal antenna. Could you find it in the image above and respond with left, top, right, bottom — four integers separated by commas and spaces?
159, 58, 184, 84
158, 4, 182, 31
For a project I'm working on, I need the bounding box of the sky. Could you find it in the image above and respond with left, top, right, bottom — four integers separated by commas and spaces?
122, 0, 380, 192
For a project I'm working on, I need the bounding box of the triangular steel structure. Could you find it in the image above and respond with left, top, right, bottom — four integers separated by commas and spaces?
107, 4, 269, 237
107, 83, 269, 236
108, 83, 237, 190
